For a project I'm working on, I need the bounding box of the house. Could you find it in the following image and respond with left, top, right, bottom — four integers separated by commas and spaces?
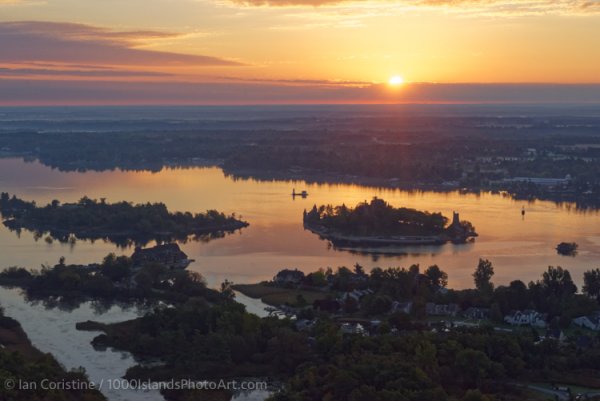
273, 269, 305, 285
131, 243, 194, 269
504, 310, 547, 328
573, 312, 600, 331
338, 289, 373, 303
462, 307, 490, 320
340, 323, 367, 336
390, 301, 413, 314
426, 303, 460, 317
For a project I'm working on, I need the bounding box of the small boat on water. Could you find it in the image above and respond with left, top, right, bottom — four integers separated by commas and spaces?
292, 188, 308, 199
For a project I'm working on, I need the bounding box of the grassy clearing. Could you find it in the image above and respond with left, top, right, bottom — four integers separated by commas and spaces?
233, 283, 328, 307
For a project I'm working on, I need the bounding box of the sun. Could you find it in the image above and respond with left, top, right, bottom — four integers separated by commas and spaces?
388, 75, 404, 86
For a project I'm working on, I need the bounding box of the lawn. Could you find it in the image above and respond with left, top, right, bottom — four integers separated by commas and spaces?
233, 283, 329, 307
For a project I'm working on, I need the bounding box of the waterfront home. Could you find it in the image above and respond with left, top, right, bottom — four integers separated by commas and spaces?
426, 303, 460, 317
131, 243, 193, 269
462, 307, 490, 320
504, 310, 547, 327
573, 312, 600, 331
273, 268, 305, 285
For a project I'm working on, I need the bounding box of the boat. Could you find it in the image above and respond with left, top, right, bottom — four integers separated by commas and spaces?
292, 188, 309, 199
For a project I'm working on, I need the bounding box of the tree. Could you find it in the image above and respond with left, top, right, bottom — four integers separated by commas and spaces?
101, 253, 132, 282
353, 263, 365, 276
220, 279, 235, 300
425, 265, 448, 289
455, 349, 493, 387
473, 259, 494, 293
462, 389, 491, 401
541, 266, 576, 298
296, 294, 307, 307
583, 268, 600, 299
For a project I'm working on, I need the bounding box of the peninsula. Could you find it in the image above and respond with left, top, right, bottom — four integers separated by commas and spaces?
0, 193, 248, 246
303, 197, 477, 249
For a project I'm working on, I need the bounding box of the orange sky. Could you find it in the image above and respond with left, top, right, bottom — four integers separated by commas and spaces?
0, 0, 599, 104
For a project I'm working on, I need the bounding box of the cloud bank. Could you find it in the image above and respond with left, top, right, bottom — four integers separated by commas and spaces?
0, 21, 241, 67
1, 79, 599, 105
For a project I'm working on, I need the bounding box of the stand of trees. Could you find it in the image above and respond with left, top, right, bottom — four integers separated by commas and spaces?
304, 197, 473, 237
0, 193, 248, 246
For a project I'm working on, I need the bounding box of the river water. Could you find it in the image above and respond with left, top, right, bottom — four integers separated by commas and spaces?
1, 156, 600, 400
1, 157, 598, 289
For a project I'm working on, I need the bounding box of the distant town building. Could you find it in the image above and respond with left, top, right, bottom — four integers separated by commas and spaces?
503, 175, 572, 187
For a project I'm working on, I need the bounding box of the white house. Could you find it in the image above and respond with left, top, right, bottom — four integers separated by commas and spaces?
504, 310, 547, 328
573, 312, 600, 331
426, 303, 460, 317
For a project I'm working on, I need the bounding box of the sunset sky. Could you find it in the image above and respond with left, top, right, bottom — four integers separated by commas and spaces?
1, 0, 600, 104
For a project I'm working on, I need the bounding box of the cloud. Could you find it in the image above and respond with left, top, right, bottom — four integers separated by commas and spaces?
1, 79, 599, 105
217, 76, 373, 86
0, 67, 172, 78
225, 0, 600, 15
0, 21, 242, 67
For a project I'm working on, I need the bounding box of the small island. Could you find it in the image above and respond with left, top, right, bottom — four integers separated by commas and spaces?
557, 241, 579, 256
0, 193, 248, 246
303, 197, 477, 249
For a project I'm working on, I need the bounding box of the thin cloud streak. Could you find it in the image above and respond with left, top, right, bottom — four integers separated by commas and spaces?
225, 0, 600, 16
217, 76, 374, 86
0, 67, 172, 78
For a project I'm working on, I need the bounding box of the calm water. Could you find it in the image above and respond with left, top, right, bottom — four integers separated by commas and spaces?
0, 288, 161, 401
1, 157, 599, 289
1, 156, 600, 401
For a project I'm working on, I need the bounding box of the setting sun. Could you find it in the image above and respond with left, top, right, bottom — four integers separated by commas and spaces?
388, 76, 405, 86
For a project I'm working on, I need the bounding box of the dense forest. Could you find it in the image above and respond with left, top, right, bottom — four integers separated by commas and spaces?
0, 193, 248, 246
32, 256, 599, 401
